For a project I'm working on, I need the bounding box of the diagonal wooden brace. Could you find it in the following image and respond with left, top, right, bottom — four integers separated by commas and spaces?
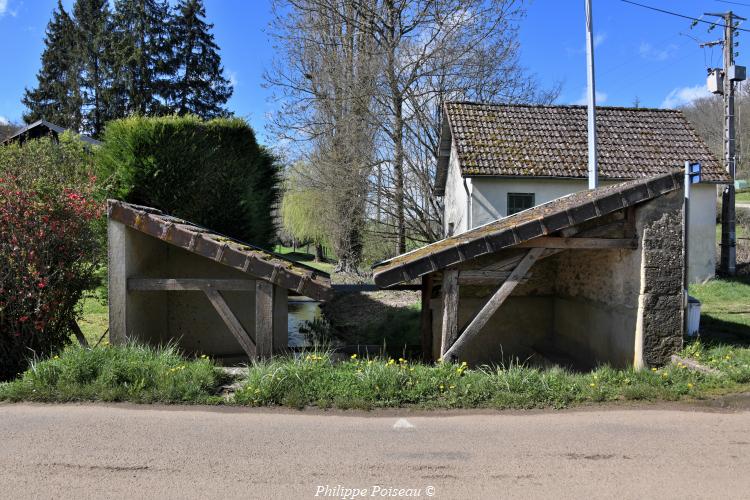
441, 248, 545, 362
204, 288, 257, 359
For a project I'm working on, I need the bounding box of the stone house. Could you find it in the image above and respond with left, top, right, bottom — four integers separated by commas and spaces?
435, 102, 729, 282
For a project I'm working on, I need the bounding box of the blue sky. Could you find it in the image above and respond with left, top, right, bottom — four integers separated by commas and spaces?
0, 0, 743, 144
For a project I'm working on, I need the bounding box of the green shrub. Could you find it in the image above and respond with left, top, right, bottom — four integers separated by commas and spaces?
0, 135, 102, 380
96, 115, 281, 247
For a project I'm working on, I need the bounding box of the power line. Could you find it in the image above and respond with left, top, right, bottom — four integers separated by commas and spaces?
717, 0, 750, 8
621, 0, 750, 32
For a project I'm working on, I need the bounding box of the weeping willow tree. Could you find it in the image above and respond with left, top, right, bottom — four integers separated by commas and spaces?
280, 172, 329, 262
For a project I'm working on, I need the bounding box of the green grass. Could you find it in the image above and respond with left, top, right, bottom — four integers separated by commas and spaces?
716, 223, 748, 240
273, 245, 335, 274
690, 276, 750, 346
737, 191, 750, 203
232, 345, 750, 410
2, 343, 749, 409
77, 294, 109, 345
0, 343, 226, 404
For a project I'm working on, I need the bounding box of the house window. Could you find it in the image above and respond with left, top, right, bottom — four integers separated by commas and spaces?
507, 193, 535, 215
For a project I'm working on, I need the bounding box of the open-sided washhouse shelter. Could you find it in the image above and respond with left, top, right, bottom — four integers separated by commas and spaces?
372, 172, 686, 370
107, 200, 332, 361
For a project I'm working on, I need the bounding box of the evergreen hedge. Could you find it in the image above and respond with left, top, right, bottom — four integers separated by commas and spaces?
96, 115, 280, 248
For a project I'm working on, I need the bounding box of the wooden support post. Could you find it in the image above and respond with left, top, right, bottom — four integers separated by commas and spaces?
272, 285, 288, 354
420, 274, 434, 362
442, 248, 544, 362
204, 289, 256, 359
440, 269, 459, 357
255, 280, 274, 358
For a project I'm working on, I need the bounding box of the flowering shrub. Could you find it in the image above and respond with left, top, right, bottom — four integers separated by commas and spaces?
0, 173, 101, 380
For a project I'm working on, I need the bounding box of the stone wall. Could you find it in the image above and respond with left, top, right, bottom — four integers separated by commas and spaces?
638, 195, 684, 366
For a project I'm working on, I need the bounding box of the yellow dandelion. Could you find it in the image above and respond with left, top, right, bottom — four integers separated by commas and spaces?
53, 355, 59, 360
589, 383, 596, 388
350, 353, 357, 359
651, 367, 657, 372
687, 383, 694, 389
449, 385, 455, 389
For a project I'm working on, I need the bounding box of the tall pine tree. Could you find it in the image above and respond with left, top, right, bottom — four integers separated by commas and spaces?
74, 0, 115, 137
22, 1, 83, 129
110, 0, 173, 115
169, 0, 233, 118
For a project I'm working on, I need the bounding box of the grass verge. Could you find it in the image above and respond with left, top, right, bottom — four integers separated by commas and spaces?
232, 344, 750, 410
273, 245, 335, 274
0, 343, 226, 404
1, 342, 748, 409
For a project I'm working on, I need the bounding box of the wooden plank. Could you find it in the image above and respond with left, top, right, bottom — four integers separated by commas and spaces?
128, 278, 255, 291
440, 269, 460, 357
458, 270, 512, 285
515, 237, 637, 249
442, 248, 545, 362
420, 275, 434, 362
204, 289, 256, 359
255, 280, 274, 359
69, 319, 89, 348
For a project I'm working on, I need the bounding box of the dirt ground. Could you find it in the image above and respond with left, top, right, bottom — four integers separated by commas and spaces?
1, 400, 750, 499
322, 290, 420, 332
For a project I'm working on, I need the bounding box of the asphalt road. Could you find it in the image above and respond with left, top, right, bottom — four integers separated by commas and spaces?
1, 401, 749, 499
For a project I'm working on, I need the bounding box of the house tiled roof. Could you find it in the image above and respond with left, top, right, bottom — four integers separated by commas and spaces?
108, 200, 332, 300
435, 102, 728, 194
373, 171, 682, 288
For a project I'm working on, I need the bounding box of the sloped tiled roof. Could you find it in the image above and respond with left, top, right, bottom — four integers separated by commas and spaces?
434, 102, 728, 194
374, 171, 682, 288
108, 200, 332, 300
2, 119, 101, 146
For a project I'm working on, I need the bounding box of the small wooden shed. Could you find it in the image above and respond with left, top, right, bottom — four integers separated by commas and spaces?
107, 200, 332, 361
372, 172, 686, 369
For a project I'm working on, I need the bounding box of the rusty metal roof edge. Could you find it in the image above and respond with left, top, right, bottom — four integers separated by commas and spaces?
372, 171, 682, 288
107, 200, 333, 299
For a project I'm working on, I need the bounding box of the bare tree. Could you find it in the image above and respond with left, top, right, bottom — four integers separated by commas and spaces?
682, 88, 750, 181
267, 0, 380, 272
343, 0, 559, 252
268, 0, 559, 266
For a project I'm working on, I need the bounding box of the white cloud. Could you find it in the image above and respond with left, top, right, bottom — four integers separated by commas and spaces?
639, 42, 678, 61
573, 89, 608, 106
227, 70, 238, 88
594, 33, 606, 48
0, 0, 8, 17
0, 116, 9, 126
661, 85, 711, 108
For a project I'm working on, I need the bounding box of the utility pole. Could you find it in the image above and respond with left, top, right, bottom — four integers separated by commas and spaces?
706, 10, 745, 276
585, 0, 599, 189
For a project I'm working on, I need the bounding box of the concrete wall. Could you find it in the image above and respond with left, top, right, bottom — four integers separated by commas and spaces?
108, 220, 287, 358
442, 166, 717, 282
429, 190, 684, 369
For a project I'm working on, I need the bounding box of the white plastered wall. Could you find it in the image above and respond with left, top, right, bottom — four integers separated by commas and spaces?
441, 166, 718, 282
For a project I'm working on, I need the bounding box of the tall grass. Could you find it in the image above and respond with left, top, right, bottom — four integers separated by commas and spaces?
0, 343, 225, 403
2, 341, 748, 409
233, 343, 750, 410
